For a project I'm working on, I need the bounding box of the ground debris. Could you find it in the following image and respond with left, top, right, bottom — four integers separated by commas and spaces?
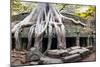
11, 49, 27, 65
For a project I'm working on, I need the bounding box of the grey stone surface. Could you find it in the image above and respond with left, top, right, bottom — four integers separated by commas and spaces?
70, 46, 80, 50
26, 48, 41, 62
69, 47, 89, 55
40, 57, 63, 64
47, 49, 69, 58
62, 53, 81, 62
29, 61, 39, 65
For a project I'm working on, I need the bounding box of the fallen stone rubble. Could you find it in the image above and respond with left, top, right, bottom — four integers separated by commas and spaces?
11, 46, 94, 66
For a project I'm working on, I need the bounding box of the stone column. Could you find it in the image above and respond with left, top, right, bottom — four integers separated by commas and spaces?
76, 32, 80, 47
93, 33, 96, 47
87, 35, 90, 47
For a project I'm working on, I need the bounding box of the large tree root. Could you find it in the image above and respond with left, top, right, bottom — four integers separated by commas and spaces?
12, 3, 86, 60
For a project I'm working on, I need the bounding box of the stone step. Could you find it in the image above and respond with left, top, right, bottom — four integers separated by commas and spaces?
69, 47, 89, 55
47, 49, 69, 58
70, 46, 81, 50
62, 54, 81, 63
40, 57, 63, 64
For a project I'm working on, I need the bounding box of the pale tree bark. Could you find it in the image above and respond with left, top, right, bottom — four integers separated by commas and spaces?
14, 27, 22, 50
12, 3, 86, 57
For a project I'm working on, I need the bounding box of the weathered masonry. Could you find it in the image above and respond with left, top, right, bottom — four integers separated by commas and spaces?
11, 12, 96, 52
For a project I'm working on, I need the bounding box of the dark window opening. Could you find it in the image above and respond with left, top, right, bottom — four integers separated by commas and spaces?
66, 37, 76, 48
21, 38, 28, 49
42, 38, 48, 52
11, 38, 15, 50
51, 38, 57, 49
80, 37, 87, 47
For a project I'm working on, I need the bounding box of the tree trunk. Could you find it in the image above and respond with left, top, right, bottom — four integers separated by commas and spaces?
12, 3, 86, 56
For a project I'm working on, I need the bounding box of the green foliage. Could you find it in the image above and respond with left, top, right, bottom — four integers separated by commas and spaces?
11, 0, 96, 20
11, 0, 34, 15
55, 3, 66, 11
75, 6, 96, 19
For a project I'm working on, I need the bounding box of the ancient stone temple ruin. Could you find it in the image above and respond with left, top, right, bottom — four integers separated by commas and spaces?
11, 3, 96, 65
